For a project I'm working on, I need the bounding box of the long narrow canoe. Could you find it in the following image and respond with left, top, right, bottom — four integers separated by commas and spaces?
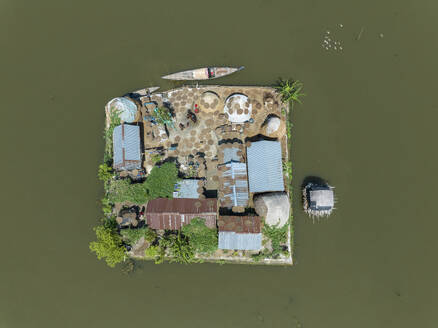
162, 66, 244, 80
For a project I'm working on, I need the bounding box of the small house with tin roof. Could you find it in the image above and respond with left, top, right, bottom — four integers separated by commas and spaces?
246, 140, 284, 193
113, 124, 142, 170
146, 198, 217, 230
303, 182, 335, 217
218, 216, 262, 251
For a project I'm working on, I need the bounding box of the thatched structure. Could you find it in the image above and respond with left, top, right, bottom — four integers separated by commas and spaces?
253, 192, 290, 227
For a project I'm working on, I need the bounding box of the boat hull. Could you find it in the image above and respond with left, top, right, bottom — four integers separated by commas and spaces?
162, 66, 244, 80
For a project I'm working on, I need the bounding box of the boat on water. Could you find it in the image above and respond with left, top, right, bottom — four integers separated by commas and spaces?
162, 66, 244, 80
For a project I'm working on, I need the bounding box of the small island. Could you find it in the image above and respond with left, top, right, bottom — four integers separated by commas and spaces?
90, 80, 303, 267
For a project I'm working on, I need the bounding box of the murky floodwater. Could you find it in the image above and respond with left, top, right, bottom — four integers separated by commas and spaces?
1, 0, 437, 327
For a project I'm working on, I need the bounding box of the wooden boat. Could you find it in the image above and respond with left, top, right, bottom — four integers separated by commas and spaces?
162, 66, 244, 80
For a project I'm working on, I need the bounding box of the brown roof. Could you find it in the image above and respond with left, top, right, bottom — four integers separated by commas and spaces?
217, 216, 261, 233
146, 198, 217, 230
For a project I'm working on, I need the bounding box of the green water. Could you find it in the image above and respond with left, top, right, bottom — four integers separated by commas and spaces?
1, 0, 437, 327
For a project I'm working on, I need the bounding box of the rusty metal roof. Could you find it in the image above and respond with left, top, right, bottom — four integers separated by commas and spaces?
146, 198, 217, 214
217, 216, 261, 233
146, 198, 217, 230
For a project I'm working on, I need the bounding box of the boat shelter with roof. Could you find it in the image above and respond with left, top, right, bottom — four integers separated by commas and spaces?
113, 124, 142, 170
246, 140, 284, 193
146, 198, 217, 230
308, 188, 334, 211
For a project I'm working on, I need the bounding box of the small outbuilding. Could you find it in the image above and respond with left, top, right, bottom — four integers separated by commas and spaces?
303, 182, 335, 217
113, 124, 142, 171
246, 140, 284, 193
173, 179, 202, 199
218, 216, 262, 251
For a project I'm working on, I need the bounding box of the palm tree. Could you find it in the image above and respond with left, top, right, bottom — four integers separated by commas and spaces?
275, 79, 305, 106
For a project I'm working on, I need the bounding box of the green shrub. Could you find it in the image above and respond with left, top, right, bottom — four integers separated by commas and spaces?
89, 226, 125, 267
144, 229, 158, 243
275, 79, 305, 106
107, 162, 178, 204
182, 218, 218, 254
145, 162, 179, 199
120, 227, 157, 246
101, 197, 113, 216
107, 179, 148, 204
103, 110, 121, 165
145, 245, 160, 258
153, 107, 172, 125
160, 232, 196, 264
263, 222, 289, 259
98, 163, 113, 182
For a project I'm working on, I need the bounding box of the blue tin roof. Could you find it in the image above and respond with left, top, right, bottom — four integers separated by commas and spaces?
218, 232, 262, 251
173, 179, 200, 199
246, 140, 284, 193
113, 124, 141, 170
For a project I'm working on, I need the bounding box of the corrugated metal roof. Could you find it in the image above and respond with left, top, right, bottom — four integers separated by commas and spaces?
218, 216, 261, 233
146, 198, 217, 230
218, 231, 262, 250
246, 140, 284, 193
309, 189, 334, 210
219, 162, 249, 208
223, 147, 240, 163
173, 180, 200, 199
113, 124, 141, 170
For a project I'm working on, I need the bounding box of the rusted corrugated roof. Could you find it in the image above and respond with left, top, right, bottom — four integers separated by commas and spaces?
217, 216, 261, 233
146, 198, 217, 214
146, 198, 217, 230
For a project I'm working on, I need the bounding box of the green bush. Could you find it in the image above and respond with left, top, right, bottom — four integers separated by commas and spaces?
145, 245, 160, 258
120, 227, 157, 246
98, 163, 113, 182
182, 218, 218, 254
107, 162, 178, 204
145, 162, 179, 199
263, 222, 289, 259
89, 225, 125, 267
101, 197, 113, 216
160, 232, 196, 264
144, 229, 158, 243
103, 110, 121, 165
275, 79, 305, 107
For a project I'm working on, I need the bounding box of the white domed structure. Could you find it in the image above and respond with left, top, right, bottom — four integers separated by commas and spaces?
108, 97, 138, 123
262, 115, 286, 138
224, 94, 252, 123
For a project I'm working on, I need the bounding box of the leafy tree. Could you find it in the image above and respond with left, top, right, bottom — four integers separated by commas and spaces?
98, 163, 113, 182
107, 163, 178, 204
182, 218, 218, 254
101, 197, 113, 216
275, 79, 305, 106
89, 226, 125, 267
145, 162, 179, 199
160, 232, 196, 264
120, 227, 158, 246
